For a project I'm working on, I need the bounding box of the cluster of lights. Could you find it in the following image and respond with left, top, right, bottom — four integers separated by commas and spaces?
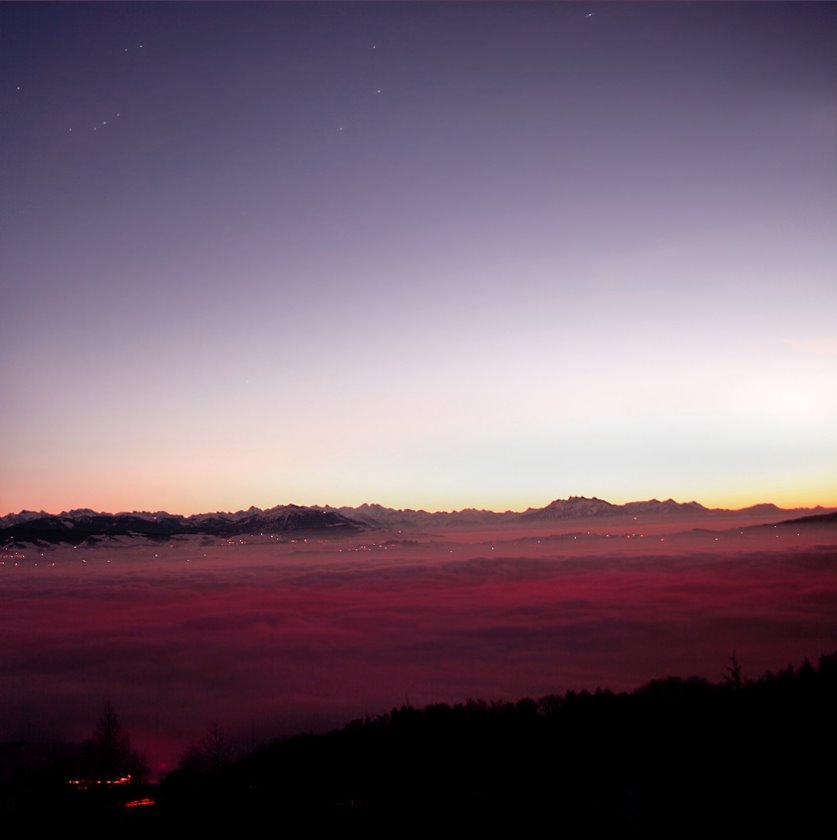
68, 774, 132, 790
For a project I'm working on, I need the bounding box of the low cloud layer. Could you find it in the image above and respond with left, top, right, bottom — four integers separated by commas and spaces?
2, 527, 835, 772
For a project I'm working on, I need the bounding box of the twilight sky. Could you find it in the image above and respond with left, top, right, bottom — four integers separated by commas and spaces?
2, 1, 835, 515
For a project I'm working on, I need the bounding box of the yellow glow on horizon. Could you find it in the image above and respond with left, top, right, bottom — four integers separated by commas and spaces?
5, 486, 834, 518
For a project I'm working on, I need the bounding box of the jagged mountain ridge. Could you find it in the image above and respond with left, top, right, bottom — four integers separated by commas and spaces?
2, 497, 832, 545
0, 505, 364, 545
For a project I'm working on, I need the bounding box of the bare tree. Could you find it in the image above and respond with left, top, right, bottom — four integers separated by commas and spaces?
94, 701, 132, 779
89, 701, 148, 782
178, 722, 236, 776
723, 653, 743, 689
200, 722, 235, 771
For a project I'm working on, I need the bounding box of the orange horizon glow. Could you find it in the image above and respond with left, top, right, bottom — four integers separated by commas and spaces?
3, 488, 835, 519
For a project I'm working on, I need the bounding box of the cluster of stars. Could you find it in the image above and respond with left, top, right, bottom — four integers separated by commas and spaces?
336, 43, 383, 135
69, 112, 122, 134
12, 10, 603, 144
10, 39, 149, 141
20, 15, 595, 144
65, 43, 145, 135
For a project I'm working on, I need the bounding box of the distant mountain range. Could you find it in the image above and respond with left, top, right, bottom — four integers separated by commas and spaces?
0, 505, 362, 546
1, 498, 834, 546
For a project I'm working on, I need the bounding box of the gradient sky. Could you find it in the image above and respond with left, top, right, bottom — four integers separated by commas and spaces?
2, 1, 835, 515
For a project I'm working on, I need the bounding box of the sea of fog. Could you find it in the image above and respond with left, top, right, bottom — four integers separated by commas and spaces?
2, 520, 836, 774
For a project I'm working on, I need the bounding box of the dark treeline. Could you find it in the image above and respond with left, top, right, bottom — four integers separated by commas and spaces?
4, 653, 836, 831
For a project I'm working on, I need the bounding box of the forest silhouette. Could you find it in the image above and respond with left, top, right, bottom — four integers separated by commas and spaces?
2, 652, 835, 830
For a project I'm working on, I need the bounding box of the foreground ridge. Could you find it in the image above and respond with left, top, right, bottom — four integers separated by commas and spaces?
6, 651, 836, 829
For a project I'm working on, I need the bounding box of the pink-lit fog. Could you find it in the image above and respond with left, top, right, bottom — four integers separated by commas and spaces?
3, 511, 835, 774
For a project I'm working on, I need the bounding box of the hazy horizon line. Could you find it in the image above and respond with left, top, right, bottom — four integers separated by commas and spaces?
4, 494, 835, 520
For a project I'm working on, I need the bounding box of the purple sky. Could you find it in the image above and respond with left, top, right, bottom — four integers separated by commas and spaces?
2, 2, 835, 514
